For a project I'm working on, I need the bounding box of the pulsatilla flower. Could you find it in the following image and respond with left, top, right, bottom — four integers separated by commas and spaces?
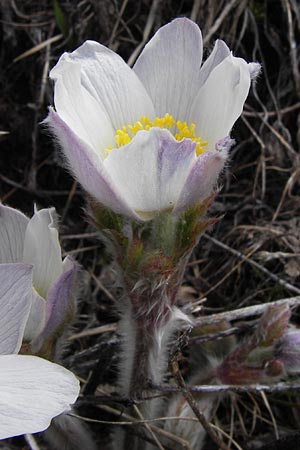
45, 18, 261, 420
0, 204, 77, 353
46, 18, 259, 221
0, 263, 79, 440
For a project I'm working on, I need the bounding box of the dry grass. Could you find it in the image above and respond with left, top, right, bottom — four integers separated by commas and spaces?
0, 0, 300, 449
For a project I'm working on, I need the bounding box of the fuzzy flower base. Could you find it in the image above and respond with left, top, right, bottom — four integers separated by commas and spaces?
90, 196, 217, 448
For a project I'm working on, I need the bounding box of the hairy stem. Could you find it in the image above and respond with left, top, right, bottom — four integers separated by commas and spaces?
128, 321, 153, 399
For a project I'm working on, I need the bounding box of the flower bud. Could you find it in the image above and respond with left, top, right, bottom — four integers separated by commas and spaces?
275, 330, 300, 374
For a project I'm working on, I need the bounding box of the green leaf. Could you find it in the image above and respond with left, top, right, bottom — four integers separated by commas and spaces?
53, 0, 67, 37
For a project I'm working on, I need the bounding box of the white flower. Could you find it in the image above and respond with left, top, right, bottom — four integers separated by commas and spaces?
0, 263, 79, 440
46, 18, 259, 220
0, 204, 77, 350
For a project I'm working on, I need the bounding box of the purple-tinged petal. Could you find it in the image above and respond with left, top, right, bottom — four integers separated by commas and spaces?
133, 18, 203, 121
189, 53, 251, 150
46, 109, 140, 220
23, 207, 63, 298
215, 136, 235, 152
0, 204, 28, 263
174, 149, 228, 213
0, 354, 79, 439
31, 256, 77, 352
51, 40, 155, 134
0, 263, 33, 355
104, 128, 197, 219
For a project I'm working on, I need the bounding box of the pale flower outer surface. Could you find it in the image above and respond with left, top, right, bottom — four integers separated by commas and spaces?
46, 18, 258, 221
0, 264, 79, 440
0, 204, 77, 348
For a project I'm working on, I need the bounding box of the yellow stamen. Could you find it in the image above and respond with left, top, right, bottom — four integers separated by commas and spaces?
105, 113, 208, 156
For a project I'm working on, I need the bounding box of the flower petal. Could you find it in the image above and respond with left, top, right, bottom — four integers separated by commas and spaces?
0, 263, 33, 355
23, 290, 46, 342
197, 39, 230, 87
22, 207, 63, 298
50, 59, 114, 152
174, 149, 228, 213
0, 204, 28, 263
133, 18, 203, 121
46, 109, 140, 220
103, 129, 197, 219
51, 40, 155, 141
31, 256, 77, 352
0, 354, 79, 439
190, 53, 251, 150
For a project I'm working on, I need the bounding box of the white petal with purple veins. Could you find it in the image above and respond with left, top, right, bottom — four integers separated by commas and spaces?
0, 263, 33, 355
0, 354, 79, 439
133, 18, 203, 121
0, 204, 28, 263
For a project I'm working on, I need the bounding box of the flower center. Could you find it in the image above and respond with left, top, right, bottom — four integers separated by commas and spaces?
105, 113, 208, 156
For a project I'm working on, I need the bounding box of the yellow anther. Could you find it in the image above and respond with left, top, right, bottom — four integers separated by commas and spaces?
140, 116, 151, 127
128, 121, 143, 134
153, 117, 163, 127
103, 114, 208, 155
